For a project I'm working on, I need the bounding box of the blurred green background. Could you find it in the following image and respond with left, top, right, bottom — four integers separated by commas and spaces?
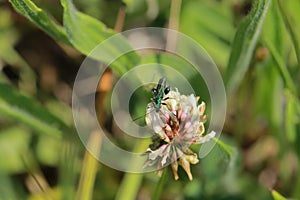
0, 0, 299, 199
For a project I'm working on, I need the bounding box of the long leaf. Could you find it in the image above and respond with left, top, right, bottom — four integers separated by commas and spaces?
8, 0, 70, 44
76, 131, 101, 200
225, 0, 271, 95
0, 83, 65, 138
61, 0, 140, 75
265, 38, 296, 94
277, 0, 300, 70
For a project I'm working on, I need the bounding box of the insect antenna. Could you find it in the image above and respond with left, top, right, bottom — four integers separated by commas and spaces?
132, 113, 147, 122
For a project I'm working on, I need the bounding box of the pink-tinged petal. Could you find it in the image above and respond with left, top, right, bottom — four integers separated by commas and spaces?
184, 121, 192, 130
161, 145, 171, 166
165, 124, 172, 131
180, 111, 187, 121
148, 144, 167, 160
144, 87, 216, 180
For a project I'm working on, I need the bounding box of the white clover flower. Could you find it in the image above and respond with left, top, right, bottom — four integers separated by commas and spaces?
144, 88, 215, 180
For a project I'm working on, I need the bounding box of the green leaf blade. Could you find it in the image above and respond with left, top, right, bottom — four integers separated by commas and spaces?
0, 83, 65, 138
8, 0, 70, 44
61, 0, 140, 75
225, 0, 271, 95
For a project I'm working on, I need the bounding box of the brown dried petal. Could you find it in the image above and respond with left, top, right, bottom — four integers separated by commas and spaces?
171, 161, 179, 180
198, 102, 206, 116
179, 157, 193, 181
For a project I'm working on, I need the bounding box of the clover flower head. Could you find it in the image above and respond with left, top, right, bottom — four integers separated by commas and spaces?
144, 88, 215, 180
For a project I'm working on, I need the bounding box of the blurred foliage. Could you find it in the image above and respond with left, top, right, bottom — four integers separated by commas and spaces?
0, 0, 299, 199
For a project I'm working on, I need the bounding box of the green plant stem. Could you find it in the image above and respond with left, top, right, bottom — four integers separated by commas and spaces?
115, 139, 149, 200
152, 167, 167, 200
277, 0, 300, 70
166, 0, 182, 51
293, 160, 300, 198
265, 39, 297, 95
115, 173, 144, 200
75, 131, 101, 200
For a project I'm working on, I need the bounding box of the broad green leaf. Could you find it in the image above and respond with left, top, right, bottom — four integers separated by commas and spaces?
271, 190, 287, 200
0, 83, 65, 138
61, 0, 140, 75
8, 0, 70, 44
225, 0, 271, 95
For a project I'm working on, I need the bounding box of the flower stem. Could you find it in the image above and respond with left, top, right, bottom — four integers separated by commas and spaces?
152, 167, 168, 200
115, 139, 149, 200
75, 131, 101, 200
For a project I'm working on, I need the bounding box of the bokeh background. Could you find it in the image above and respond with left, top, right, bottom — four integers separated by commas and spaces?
0, 0, 299, 199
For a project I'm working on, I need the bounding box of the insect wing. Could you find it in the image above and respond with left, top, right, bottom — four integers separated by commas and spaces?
156, 77, 166, 95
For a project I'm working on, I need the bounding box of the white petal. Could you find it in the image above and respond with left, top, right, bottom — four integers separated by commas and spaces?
196, 131, 216, 144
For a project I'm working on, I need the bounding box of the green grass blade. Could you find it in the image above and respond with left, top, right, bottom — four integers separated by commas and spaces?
76, 131, 101, 200
59, 140, 79, 200
277, 0, 300, 69
284, 90, 298, 143
225, 0, 271, 96
60, 0, 140, 75
8, 0, 70, 44
115, 139, 148, 200
265, 39, 297, 94
0, 83, 65, 138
